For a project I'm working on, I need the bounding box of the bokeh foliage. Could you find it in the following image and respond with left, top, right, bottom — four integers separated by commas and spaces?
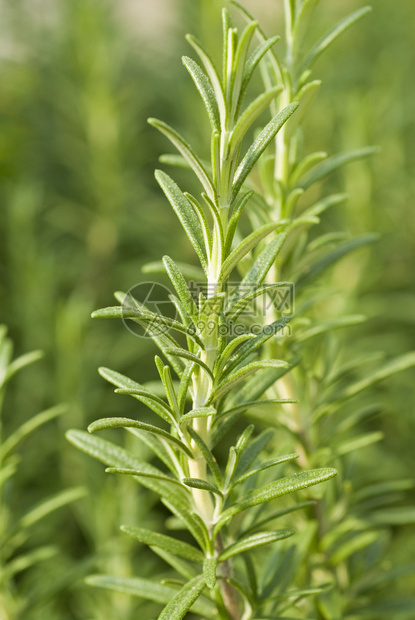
0, 0, 414, 617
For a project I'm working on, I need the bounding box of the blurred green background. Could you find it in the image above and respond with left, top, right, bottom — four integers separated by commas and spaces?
0, 0, 414, 618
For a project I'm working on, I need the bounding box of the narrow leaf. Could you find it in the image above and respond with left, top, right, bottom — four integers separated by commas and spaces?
158, 574, 207, 620
203, 556, 217, 589
219, 530, 294, 561
86, 574, 215, 617
215, 468, 337, 533
296, 233, 378, 288
183, 478, 222, 497
341, 352, 415, 401
88, 417, 193, 457
180, 406, 216, 425
121, 525, 204, 562
186, 35, 225, 123
155, 170, 207, 271
210, 360, 288, 403
299, 146, 378, 190
234, 454, 299, 486
182, 56, 220, 131
230, 86, 283, 154
162, 256, 199, 318
220, 223, 280, 281
19, 487, 86, 529
149, 119, 215, 199
0, 404, 65, 460
187, 426, 223, 488
233, 103, 299, 197
302, 7, 372, 72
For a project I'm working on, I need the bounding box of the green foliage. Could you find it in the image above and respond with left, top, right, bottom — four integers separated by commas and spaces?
64, 6, 343, 618
0, 327, 84, 619
0, 0, 402, 618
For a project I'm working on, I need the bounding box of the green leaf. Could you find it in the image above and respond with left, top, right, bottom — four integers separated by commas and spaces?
115, 388, 175, 425
4, 546, 57, 579
149, 119, 215, 199
158, 574, 207, 620
233, 103, 299, 197
369, 507, 415, 526
214, 333, 255, 376
164, 348, 213, 380
242, 501, 315, 535
155, 170, 207, 272
88, 417, 192, 458
180, 406, 216, 426
86, 574, 215, 617
203, 556, 217, 589
230, 358, 299, 406
219, 530, 294, 561
185, 35, 225, 123
231, 20, 258, 113
5, 350, 44, 382
128, 428, 178, 476
215, 469, 337, 533
335, 432, 384, 456
99, 366, 142, 391
182, 56, 220, 132
349, 599, 415, 617
302, 7, 372, 72
162, 256, 199, 318
187, 427, 223, 488
353, 480, 415, 505
210, 360, 288, 403
121, 525, 204, 562
296, 233, 379, 288
220, 223, 280, 281
226, 283, 291, 322
92, 305, 204, 349
183, 478, 222, 497
233, 454, 299, 486
19, 487, 86, 529
287, 80, 321, 137
143, 259, 205, 282
299, 146, 378, 190
290, 151, 328, 186
330, 530, 379, 565
162, 364, 180, 417
106, 467, 184, 487
225, 190, 254, 253
86, 574, 176, 604
224, 317, 291, 374
178, 362, 195, 415
298, 315, 366, 342
155, 548, 198, 581
230, 86, 283, 155
0, 404, 65, 460
239, 232, 286, 289
220, 398, 297, 419
341, 352, 415, 401
67, 430, 188, 513
300, 193, 348, 220
234, 429, 274, 478
239, 35, 281, 106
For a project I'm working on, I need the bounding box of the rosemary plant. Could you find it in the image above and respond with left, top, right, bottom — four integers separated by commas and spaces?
0, 326, 84, 619
67, 8, 338, 620
67, 2, 415, 619
228, 1, 415, 618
